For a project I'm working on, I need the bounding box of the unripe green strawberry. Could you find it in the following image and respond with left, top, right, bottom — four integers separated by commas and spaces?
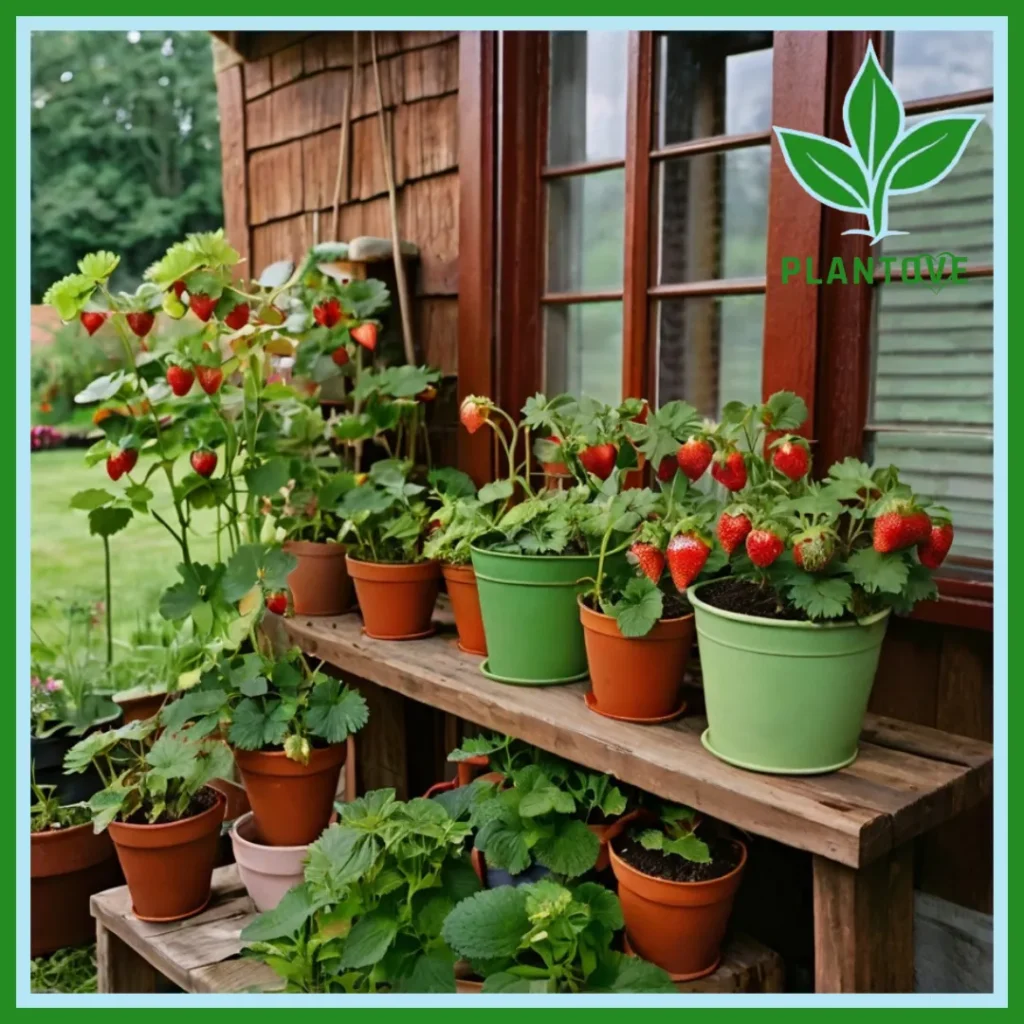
793, 528, 834, 572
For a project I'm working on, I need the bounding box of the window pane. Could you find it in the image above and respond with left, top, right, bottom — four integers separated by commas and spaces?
545, 302, 622, 405
654, 32, 773, 148
656, 294, 764, 418
548, 32, 628, 165
655, 147, 769, 285
882, 104, 992, 266
546, 170, 625, 294
889, 31, 993, 102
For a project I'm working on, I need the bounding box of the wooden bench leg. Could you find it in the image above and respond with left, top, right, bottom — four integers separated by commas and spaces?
813, 844, 915, 993
96, 923, 161, 994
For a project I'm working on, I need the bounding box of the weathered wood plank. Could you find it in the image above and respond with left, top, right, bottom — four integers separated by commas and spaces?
673, 933, 784, 993
215, 65, 250, 276
399, 172, 459, 295
251, 213, 311, 273
302, 128, 343, 212
418, 296, 458, 374
248, 141, 304, 225
96, 924, 160, 994
335, 196, 392, 243
245, 94, 272, 150
403, 39, 459, 101
270, 42, 304, 89
394, 94, 458, 185
247, 71, 349, 151
302, 35, 327, 75
243, 57, 272, 100
190, 957, 283, 994
860, 715, 993, 770
350, 112, 392, 201
351, 55, 404, 120
400, 31, 459, 53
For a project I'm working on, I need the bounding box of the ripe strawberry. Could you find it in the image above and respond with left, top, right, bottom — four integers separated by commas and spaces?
716, 512, 752, 556
666, 533, 710, 592
656, 457, 677, 482
351, 323, 378, 352
579, 443, 617, 481
677, 437, 713, 481
772, 440, 810, 480
628, 542, 665, 584
189, 293, 217, 322
542, 436, 569, 476
873, 503, 932, 553
711, 450, 747, 492
105, 448, 138, 481
172, 280, 187, 300
459, 398, 489, 434
166, 365, 195, 397
105, 455, 124, 481
126, 311, 154, 338
224, 302, 250, 331
793, 528, 835, 572
632, 402, 649, 425
80, 311, 106, 336
427, 518, 443, 536
266, 592, 288, 616
746, 528, 784, 568
196, 365, 224, 395
190, 449, 217, 478
120, 448, 138, 474
313, 298, 341, 329
331, 345, 350, 367
917, 522, 954, 569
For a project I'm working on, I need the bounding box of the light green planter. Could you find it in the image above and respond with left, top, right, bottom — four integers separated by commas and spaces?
470, 546, 599, 685
688, 582, 890, 774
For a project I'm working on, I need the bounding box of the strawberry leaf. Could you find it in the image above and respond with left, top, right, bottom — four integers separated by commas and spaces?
784, 574, 851, 620
228, 697, 292, 750
441, 886, 530, 961
533, 818, 600, 877
609, 577, 663, 638
761, 391, 808, 431
78, 251, 120, 282
889, 560, 939, 614
304, 678, 369, 744
70, 488, 115, 511
338, 279, 390, 319
43, 272, 97, 321
846, 547, 910, 594
88, 506, 133, 538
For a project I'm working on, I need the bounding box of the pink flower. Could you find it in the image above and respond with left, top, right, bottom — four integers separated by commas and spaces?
30, 675, 41, 689
45, 677, 63, 693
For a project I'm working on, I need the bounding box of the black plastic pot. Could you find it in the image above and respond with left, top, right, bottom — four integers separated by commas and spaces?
31, 710, 122, 805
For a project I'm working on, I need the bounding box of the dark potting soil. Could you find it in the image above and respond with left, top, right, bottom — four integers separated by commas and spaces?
581, 590, 693, 622
125, 785, 219, 826
697, 578, 811, 622
613, 832, 742, 884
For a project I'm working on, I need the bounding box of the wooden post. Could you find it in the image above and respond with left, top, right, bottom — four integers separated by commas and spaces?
96, 923, 161, 994
812, 843, 915, 992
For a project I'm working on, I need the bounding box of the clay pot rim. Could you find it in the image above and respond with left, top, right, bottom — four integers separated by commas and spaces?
31, 821, 95, 843
231, 811, 311, 854
346, 555, 441, 580
233, 742, 347, 774
609, 836, 747, 891
284, 538, 348, 556
441, 561, 476, 579
107, 786, 226, 838
578, 595, 694, 638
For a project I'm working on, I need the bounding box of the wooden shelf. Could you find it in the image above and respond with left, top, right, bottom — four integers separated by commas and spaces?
282, 606, 992, 870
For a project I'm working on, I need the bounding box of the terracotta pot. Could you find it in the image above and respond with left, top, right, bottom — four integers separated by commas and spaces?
107, 788, 226, 922
115, 689, 172, 724
346, 556, 440, 640
284, 540, 354, 616
609, 839, 747, 979
231, 811, 310, 912
580, 600, 694, 721
588, 809, 643, 873
31, 823, 121, 956
455, 961, 484, 993
234, 743, 347, 846
442, 563, 487, 656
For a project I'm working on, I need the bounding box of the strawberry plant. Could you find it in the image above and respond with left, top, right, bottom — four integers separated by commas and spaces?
421, 469, 511, 565
240, 789, 480, 993
30, 779, 92, 834
441, 879, 675, 993
634, 805, 709, 865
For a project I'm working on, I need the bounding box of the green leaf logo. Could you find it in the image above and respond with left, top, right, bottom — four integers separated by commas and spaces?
773, 42, 983, 244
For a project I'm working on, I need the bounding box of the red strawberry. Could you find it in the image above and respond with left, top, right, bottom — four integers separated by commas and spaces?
677, 437, 713, 481
746, 528, 784, 568
313, 298, 341, 329
120, 448, 138, 474
542, 436, 569, 476
917, 523, 954, 569
656, 457, 677, 482
265, 592, 288, 616
579, 443, 617, 481
460, 398, 489, 434
166, 365, 195, 397
196, 365, 224, 395
105, 455, 125, 481
331, 345, 350, 367
189, 293, 217, 322
105, 448, 138, 481
666, 533, 710, 592
190, 449, 217, 478
126, 311, 154, 338
628, 542, 665, 584
427, 518, 443, 537
172, 280, 187, 300
772, 440, 810, 480
716, 512, 752, 556
351, 323, 378, 351
80, 311, 106, 336
632, 402, 649, 425
793, 529, 834, 572
904, 511, 933, 546
711, 450, 747, 492
873, 504, 932, 553
224, 302, 250, 331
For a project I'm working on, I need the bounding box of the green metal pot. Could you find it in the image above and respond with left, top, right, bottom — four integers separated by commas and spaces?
470, 546, 600, 685
688, 581, 891, 774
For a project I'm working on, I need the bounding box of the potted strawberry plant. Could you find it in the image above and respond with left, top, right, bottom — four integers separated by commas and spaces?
442, 878, 676, 992
240, 789, 481, 992
680, 392, 954, 773
460, 393, 644, 684
62, 719, 232, 921
609, 806, 746, 980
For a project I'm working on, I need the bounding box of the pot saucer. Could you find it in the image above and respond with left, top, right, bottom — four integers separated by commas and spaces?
622, 934, 720, 982
584, 690, 687, 724
479, 659, 589, 687
360, 625, 436, 641
132, 893, 212, 924
457, 642, 487, 657
700, 728, 859, 775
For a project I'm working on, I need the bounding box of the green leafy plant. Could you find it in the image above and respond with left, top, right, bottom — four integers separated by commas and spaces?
240, 789, 480, 993
31, 944, 98, 994
30, 778, 92, 834
635, 805, 709, 864
422, 470, 510, 566
442, 879, 675, 993
63, 718, 233, 831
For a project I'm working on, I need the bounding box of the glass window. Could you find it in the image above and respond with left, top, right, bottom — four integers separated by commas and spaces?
545, 303, 623, 405
889, 31, 993, 103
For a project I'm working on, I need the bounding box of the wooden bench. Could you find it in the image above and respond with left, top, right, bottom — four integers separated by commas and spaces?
91, 864, 783, 994
281, 606, 993, 994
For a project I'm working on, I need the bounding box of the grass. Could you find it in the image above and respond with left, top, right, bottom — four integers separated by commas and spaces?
31, 448, 220, 649
31, 944, 97, 994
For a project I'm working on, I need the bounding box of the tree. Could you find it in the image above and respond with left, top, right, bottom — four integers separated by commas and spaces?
31, 31, 224, 301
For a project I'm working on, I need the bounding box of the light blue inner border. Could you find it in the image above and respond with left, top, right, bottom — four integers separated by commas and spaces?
16, 14, 1008, 1009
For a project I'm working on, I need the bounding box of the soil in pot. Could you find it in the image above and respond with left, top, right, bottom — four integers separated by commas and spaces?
442, 563, 487, 656
285, 540, 354, 616
609, 832, 746, 979
234, 742, 347, 847
697, 577, 822, 622
346, 556, 440, 640
231, 811, 310, 912
31, 824, 122, 957
108, 787, 225, 922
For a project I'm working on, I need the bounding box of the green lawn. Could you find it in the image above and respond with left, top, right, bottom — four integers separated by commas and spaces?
31, 448, 219, 648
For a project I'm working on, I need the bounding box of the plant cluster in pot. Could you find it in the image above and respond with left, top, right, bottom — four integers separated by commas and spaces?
457, 392, 648, 685
673, 391, 955, 774
609, 805, 746, 980
240, 789, 482, 993
63, 718, 232, 921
